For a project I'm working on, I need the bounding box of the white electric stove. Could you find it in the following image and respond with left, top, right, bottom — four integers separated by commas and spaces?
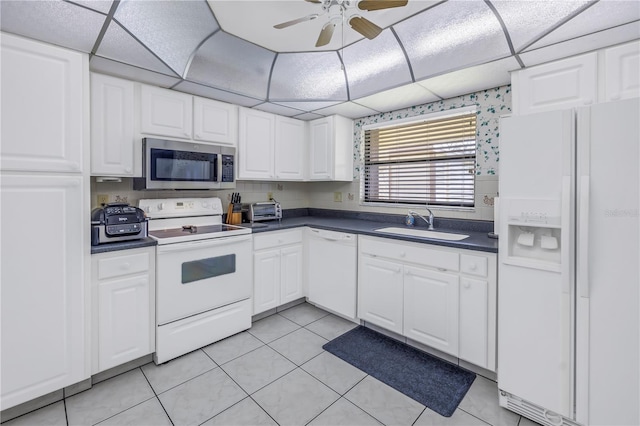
139, 197, 253, 364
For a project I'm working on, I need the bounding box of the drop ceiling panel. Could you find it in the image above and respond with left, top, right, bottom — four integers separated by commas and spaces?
89, 56, 181, 88
293, 112, 325, 120
417, 56, 520, 99
274, 100, 343, 111
114, 0, 218, 76
0, 0, 106, 53
520, 22, 640, 67
96, 21, 177, 76
525, 1, 640, 51
270, 52, 348, 101
354, 82, 440, 112
342, 30, 413, 99
394, 0, 511, 81
187, 32, 275, 100
69, 0, 113, 15
314, 102, 380, 119
173, 80, 262, 107
253, 102, 304, 117
489, 0, 591, 52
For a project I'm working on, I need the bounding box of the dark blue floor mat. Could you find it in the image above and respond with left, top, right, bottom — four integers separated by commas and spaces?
323, 326, 476, 417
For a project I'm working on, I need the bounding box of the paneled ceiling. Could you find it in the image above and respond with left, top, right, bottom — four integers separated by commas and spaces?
1, 0, 639, 120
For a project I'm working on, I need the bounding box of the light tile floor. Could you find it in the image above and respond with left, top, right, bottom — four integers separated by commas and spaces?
2, 303, 539, 426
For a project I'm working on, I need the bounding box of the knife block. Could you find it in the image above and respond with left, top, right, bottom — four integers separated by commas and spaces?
226, 203, 242, 225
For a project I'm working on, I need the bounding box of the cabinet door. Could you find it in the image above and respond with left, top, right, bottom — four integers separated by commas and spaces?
253, 249, 280, 314
140, 85, 193, 139
193, 97, 238, 145
1, 173, 87, 409
357, 256, 403, 334
238, 108, 275, 180
513, 52, 597, 115
601, 40, 640, 102
1, 33, 86, 173
91, 73, 135, 176
280, 245, 303, 305
275, 116, 306, 180
98, 275, 150, 372
404, 266, 459, 356
459, 277, 488, 368
308, 117, 333, 180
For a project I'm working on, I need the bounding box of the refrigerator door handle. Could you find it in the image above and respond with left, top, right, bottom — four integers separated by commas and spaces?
578, 175, 590, 298
561, 176, 572, 295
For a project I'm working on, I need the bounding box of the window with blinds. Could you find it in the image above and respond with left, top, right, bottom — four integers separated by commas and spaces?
363, 111, 477, 208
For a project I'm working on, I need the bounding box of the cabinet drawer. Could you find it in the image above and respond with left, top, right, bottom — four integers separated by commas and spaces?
360, 236, 459, 272
98, 252, 150, 280
254, 229, 303, 250
460, 254, 488, 277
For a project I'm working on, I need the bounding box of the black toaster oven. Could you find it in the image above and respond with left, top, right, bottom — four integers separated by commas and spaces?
91, 203, 148, 245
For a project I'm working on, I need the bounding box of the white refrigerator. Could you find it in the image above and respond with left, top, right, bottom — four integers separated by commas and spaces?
497, 98, 639, 426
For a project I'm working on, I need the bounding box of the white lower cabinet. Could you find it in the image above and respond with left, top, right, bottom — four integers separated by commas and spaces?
404, 266, 459, 356
358, 235, 497, 371
92, 247, 155, 373
253, 229, 303, 315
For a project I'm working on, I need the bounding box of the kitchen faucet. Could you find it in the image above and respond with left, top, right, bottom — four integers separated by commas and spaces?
408, 209, 435, 230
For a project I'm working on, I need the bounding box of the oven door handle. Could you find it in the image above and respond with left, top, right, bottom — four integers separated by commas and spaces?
156, 235, 252, 254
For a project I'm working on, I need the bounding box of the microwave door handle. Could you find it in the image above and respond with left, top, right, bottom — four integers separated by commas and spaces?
217, 153, 223, 184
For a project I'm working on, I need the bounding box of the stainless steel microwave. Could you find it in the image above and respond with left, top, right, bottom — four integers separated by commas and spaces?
133, 138, 235, 190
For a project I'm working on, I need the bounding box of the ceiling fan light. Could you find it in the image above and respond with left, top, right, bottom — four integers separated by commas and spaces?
349, 16, 383, 40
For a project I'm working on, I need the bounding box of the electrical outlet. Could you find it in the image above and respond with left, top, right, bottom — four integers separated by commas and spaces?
97, 194, 109, 205
267, 191, 273, 200
334, 192, 342, 202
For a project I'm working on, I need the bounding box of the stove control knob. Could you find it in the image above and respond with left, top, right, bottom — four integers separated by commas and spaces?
157, 203, 165, 211
142, 206, 150, 213
201, 201, 210, 208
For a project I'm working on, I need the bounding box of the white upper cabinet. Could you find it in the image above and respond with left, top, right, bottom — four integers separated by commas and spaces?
308, 115, 353, 181
600, 40, 640, 102
513, 41, 640, 115
275, 116, 306, 180
1, 33, 86, 173
193, 97, 238, 146
139, 84, 193, 140
512, 52, 598, 115
90, 73, 135, 176
238, 108, 275, 180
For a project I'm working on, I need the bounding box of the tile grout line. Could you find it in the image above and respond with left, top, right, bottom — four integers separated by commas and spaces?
139, 365, 175, 426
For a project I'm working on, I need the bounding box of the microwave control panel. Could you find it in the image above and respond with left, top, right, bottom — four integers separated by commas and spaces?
221, 154, 234, 183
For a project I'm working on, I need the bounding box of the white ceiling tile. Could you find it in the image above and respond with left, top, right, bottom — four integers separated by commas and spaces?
0, 0, 105, 53
489, 0, 591, 52
270, 52, 348, 101
394, 0, 511, 81
274, 101, 342, 111
342, 29, 412, 99
417, 57, 520, 98
520, 22, 640, 67
253, 103, 304, 117
525, 0, 640, 51
172, 81, 262, 107
89, 56, 181, 88
96, 21, 177, 77
293, 112, 326, 121
69, 0, 113, 15
187, 32, 275, 100
314, 102, 380, 119
354, 83, 440, 112
114, 0, 218, 76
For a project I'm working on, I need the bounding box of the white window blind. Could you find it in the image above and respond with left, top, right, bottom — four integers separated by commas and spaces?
363, 112, 477, 207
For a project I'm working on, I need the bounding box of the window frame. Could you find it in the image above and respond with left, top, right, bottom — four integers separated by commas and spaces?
360, 106, 478, 211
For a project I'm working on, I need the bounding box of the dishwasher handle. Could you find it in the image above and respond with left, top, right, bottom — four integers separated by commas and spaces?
310, 228, 355, 243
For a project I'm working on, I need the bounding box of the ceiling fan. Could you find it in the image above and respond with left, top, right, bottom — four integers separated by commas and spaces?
273, 0, 409, 48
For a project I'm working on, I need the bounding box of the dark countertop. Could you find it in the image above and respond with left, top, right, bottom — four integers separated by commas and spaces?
91, 237, 157, 254
91, 209, 498, 254
249, 214, 498, 254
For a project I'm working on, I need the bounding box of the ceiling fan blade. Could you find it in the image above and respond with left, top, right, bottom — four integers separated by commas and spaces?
274, 13, 319, 29
349, 16, 383, 40
315, 22, 336, 47
357, 0, 408, 11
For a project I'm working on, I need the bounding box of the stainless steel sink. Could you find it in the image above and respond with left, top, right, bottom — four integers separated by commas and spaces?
375, 227, 470, 241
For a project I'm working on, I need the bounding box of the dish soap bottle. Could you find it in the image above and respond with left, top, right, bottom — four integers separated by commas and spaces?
405, 212, 415, 226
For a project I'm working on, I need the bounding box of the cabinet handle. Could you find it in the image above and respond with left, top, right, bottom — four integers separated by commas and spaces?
405, 270, 411, 276
583, 98, 593, 105
195, 134, 201, 139
611, 93, 621, 101
399, 252, 406, 258
394, 267, 401, 273
469, 263, 477, 271
463, 281, 471, 289
121, 262, 131, 270
278, 239, 283, 244
437, 267, 447, 272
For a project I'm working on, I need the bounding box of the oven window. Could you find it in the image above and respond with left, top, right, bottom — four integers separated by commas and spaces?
181, 254, 236, 284
151, 148, 217, 182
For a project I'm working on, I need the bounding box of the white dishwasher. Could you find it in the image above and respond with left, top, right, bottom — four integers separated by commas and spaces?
306, 228, 357, 320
